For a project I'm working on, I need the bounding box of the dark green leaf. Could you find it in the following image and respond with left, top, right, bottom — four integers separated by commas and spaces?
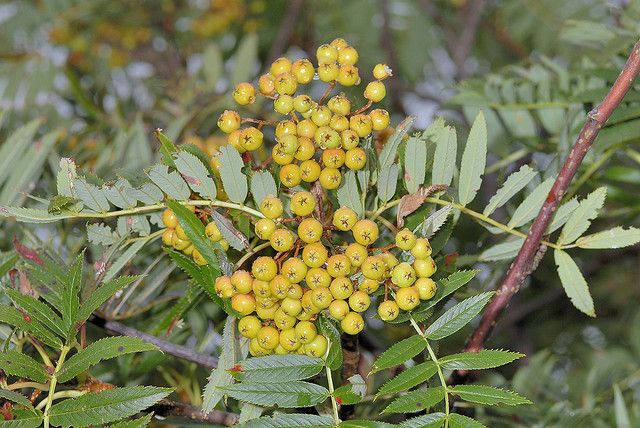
382, 387, 445, 413
76, 276, 140, 323
221, 381, 329, 408
3, 288, 65, 337
400, 412, 446, 428
425, 292, 493, 340
230, 355, 324, 383
333, 375, 366, 405
449, 385, 531, 405
440, 350, 523, 370
0, 351, 49, 383
371, 335, 426, 373
448, 413, 487, 428
238, 414, 334, 428
0, 305, 62, 348
0, 389, 33, 408
376, 361, 437, 397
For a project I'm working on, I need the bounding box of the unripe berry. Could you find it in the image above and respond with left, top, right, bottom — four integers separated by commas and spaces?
395, 286, 420, 311
370, 108, 390, 130
327, 95, 351, 116
311, 106, 333, 127
329, 115, 349, 132
380, 252, 399, 271
350, 114, 373, 137
280, 297, 303, 317
274, 72, 298, 95
395, 228, 417, 250
270, 228, 296, 252
175, 224, 189, 240
238, 315, 262, 338
276, 134, 297, 155
291, 58, 315, 84
349, 290, 370, 312
281, 257, 308, 284
295, 138, 316, 162
296, 118, 317, 138
373, 63, 393, 80
279, 163, 302, 187
338, 46, 359, 65
273, 309, 296, 330
330, 38, 349, 50
270, 57, 292, 75
279, 328, 300, 351
256, 296, 277, 310
192, 249, 207, 266
253, 279, 272, 298
316, 44, 339, 64
270, 275, 290, 299
341, 129, 360, 150
291, 191, 316, 217
318, 62, 339, 82
274, 94, 294, 114
231, 270, 254, 294
414, 257, 437, 278
256, 302, 280, 320
275, 120, 297, 138
314, 126, 341, 149
302, 243, 329, 268
330, 276, 354, 300
295, 321, 318, 344
217, 110, 241, 133
233, 82, 256, 105
378, 300, 399, 321
411, 238, 433, 259
352, 219, 379, 246
310, 287, 332, 309
337, 64, 360, 86
322, 148, 346, 168
305, 267, 331, 289
215, 276, 234, 298
241, 127, 264, 151
415, 277, 437, 300
361, 256, 386, 280
227, 130, 246, 153
341, 311, 364, 335
345, 147, 366, 170
298, 218, 323, 243
272, 144, 295, 165
162, 209, 178, 228
319, 168, 342, 190
333, 206, 358, 231
252, 256, 278, 281
255, 218, 276, 240
329, 299, 350, 320
205, 221, 222, 241
231, 293, 256, 316
258, 74, 275, 96
300, 159, 322, 182
257, 325, 280, 350
304, 334, 328, 358
171, 234, 191, 251
391, 262, 417, 287
326, 254, 351, 278
162, 228, 175, 246
364, 81, 386, 102
294, 95, 314, 114
249, 337, 271, 356
359, 278, 380, 294
260, 196, 284, 219
344, 243, 368, 267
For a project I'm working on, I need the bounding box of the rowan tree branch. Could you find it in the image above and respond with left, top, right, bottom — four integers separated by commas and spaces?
89, 315, 219, 370
453, 39, 640, 383
453, 0, 487, 80
266, 0, 305, 66
150, 400, 239, 426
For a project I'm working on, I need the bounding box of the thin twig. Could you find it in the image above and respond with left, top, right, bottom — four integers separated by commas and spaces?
453, 39, 640, 383
378, 0, 406, 115
453, 0, 487, 80
150, 400, 239, 426
89, 315, 218, 369
266, 0, 305, 66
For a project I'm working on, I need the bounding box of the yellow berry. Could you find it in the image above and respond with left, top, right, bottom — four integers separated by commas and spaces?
274, 72, 298, 95
345, 147, 366, 170
415, 277, 437, 300
338, 46, 359, 65
395, 228, 417, 250
279, 163, 302, 187
231, 293, 256, 316
233, 82, 256, 105
327, 95, 351, 116
291, 191, 316, 217
294, 95, 314, 114
292, 58, 315, 84
270, 228, 296, 252
414, 257, 437, 278
317, 62, 339, 82
395, 286, 420, 311
258, 74, 275, 96
378, 300, 399, 321
370, 108, 390, 130
322, 148, 346, 168
270, 57, 292, 75
333, 207, 358, 231
316, 44, 339, 64
300, 159, 322, 182
162, 209, 178, 228
274, 94, 294, 114
252, 256, 278, 281
341, 129, 360, 150
238, 315, 261, 338
364, 81, 386, 102
337, 64, 359, 86
297, 218, 323, 243
302, 243, 329, 268
257, 325, 280, 350
241, 127, 264, 151
350, 114, 373, 137
319, 168, 342, 190
314, 126, 341, 149
260, 196, 284, 219
352, 219, 379, 246
341, 311, 364, 335
295, 137, 316, 161
217, 110, 241, 133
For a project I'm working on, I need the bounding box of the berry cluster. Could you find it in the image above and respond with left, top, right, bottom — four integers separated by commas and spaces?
217, 38, 393, 190
214, 192, 438, 357
161, 207, 230, 264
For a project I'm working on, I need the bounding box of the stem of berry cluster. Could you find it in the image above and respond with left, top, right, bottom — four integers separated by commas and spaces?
454, 39, 640, 384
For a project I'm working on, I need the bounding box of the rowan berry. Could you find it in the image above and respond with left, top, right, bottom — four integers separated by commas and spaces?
370, 108, 390, 130
270, 57, 292, 75
314, 126, 341, 149
349, 290, 371, 312
294, 95, 314, 114
281, 257, 308, 284
359, 278, 380, 294
310, 287, 333, 309
330, 38, 349, 50
233, 82, 256, 105
378, 300, 399, 321
302, 243, 329, 268
344, 242, 368, 267
231, 270, 253, 294
238, 315, 262, 338
395, 286, 420, 311
340, 130, 359, 150
291, 58, 315, 84
270, 275, 290, 299
337, 64, 360, 86
350, 114, 373, 137
227, 130, 246, 153
296, 118, 317, 138
286, 282, 304, 299
296, 138, 316, 162
161, 209, 178, 229
252, 279, 272, 298
361, 256, 385, 280
316, 44, 339, 64
298, 218, 323, 244
256, 302, 279, 320
192, 249, 207, 266
291, 191, 316, 216
322, 148, 346, 168
395, 228, 417, 250
345, 147, 366, 170
319, 168, 342, 189
274, 94, 294, 114
215, 276, 234, 298
414, 257, 437, 278
304, 334, 328, 358
305, 267, 332, 289
300, 159, 322, 182
257, 325, 280, 350
415, 277, 437, 300
352, 219, 379, 246
275, 120, 297, 138
272, 144, 295, 165
217, 110, 241, 133
171, 234, 191, 251
295, 320, 318, 344
252, 256, 278, 282
260, 196, 284, 219
241, 127, 264, 151
330, 276, 354, 300
231, 293, 256, 316
332, 207, 357, 231
254, 218, 276, 240
258, 74, 276, 96
364, 81, 386, 103
328, 95, 351, 116
162, 228, 175, 246
341, 311, 364, 335
175, 224, 188, 240
391, 262, 416, 287
280, 297, 303, 317
326, 254, 351, 277
274, 72, 298, 95
318, 62, 339, 82
338, 46, 359, 65
279, 163, 302, 187
411, 238, 432, 259
373, 63, 393, 80
249, 338, 271, 356
311, 105, 332, 127
329, 115, 349, 132
278, 134, 298, 155
329, 299, 350, 320
279, 328, 300, 351
270, 228, 296, 252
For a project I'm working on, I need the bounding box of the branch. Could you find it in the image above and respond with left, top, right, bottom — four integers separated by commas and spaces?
89, 315, 218, 370
266, 0, 305, 65
452, 0, 487, 80
454, 39, 640, 382
339, 333, 360, 420
150, 400, 239, 426
378, 0, 406, 115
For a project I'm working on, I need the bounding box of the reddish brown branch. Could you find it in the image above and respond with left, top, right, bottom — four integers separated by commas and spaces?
454, 40, 640, 382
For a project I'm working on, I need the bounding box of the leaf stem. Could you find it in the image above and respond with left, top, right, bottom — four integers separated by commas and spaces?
6, 381, 49, 391
43, 345, 70, 428
36, 390, 86, 410
326, 363, 340, 426
410, 317, 449, 428
234, 242, 271, 270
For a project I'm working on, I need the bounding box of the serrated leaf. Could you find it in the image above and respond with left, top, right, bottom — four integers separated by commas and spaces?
231, 355, 323, 383
174, 151, 217, 200
420, 205, 452, 238
400, 413, 446, 428
61, 253, 83, 333
232, 33, 258, 86
425, 292, 493, 340
449, 385, 531, 405
56, 158, 77, 197
203, 317, 237, 412
546, 198, 579, 233
337, 170, 363, 217
404, 136, 427, 193
382, 387, 445, 413
0, 351, 49, 383
211, 210, 249, 251
103, 178, 138, 209
3, 288, 65, 337
576, 226, 640, 249
559, 187, 606, 245
0, 389, 33, 408
107, 413, 153, 428
508, 177, 554, 228
239, 402, 263, 424
379, 116, 416, 169
130, 183, 163, 204
73, 178, 110, 212
458, 112, 487, 206
333, 374, 366, 405
76, 276, 140, 323
0, 207, 74, 224
220, 381, 329, 408
316, 314, 342, 370
416, 270, 478, 313
167, 201, 220, 269
483, 165, 537, 216
154, 129, 178, 168
49, 386, 172, 428
58, 337, 159, 383
238, 413, 334, 428
440, 350, 523, 370
0, 119, 41, 186
340, 421, 396, 428
250, 171, 277, 206
554, 249, 594, 316
448, 413, 487, 428
377, 164, 399, 204
147, 164, 190, 200
87, 223, 119, 246
0, 305, 62, 348
0, 408, 43, 427
218, 145, 248, 203
376, 361, 437, 397
431, 125, 457, 187
478, 238, 524, 262
371, 335, 426, 373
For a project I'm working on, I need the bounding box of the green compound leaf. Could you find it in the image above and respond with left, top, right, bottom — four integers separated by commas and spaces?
218, 145, 248, 204
147, 164, 190, 200
440, 349, 523, 370
458, 111, 487, 206
508, 177, 554, 228
0, 304, 62, 349
558, 187, 606, 245
76, 276, 140, 323
316, 314, 342, 370
337, 170, 363, 217
425, 292, 493, 340
173, 151, 217, 200
371, 335, 426, 373
431, 125, 457, 187
376, 361, 437, 397
382, 387, 445, 413
479, 237, 524, 262
576, 226, 640, 249
448, 413, 487, 428
0, 389, 33, 408
73, 178, 110, 212
0, 351, 49, 383
377, 164, 399, 204
230, 355, 324, 383
0, 408, 43, 427
400, 412, 446, 428
3, 288, 65, 338
379, 116, 415, 169
250, 171, 277, 206
449, 385, 531, 406
237, 413, 334, 428
404, 136, 427, 193
220, 381, 329, 408
483, 165, 537, 216
203, 317, 239, 412
554, 249, 594, 316
333, 374, 366, 405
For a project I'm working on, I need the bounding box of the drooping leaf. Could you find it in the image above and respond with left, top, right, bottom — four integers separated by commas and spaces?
379, 116, 416, 169
458, 112, 487, 206
371, 335, 426, 373
479, 238, 525, 262
575, 226, 640, 249
440, 350, 523, 370
558, 187, 606, 245
48, 386, 172, 428
58, 337, 159, 383
431, 125, 457, 187
250, 171, 277, 206
554, 249, 594, 316
211, 210, 249, 251
316, 314, 342, 370
382, 387, 445, 413
147, 164, 190, 200
376, 361, 437, 397
0, 350, 49, 383
0, 305, 62, 348
237, 413, 334, 428
220, 381, 329, 408
483, 165, 537, 216
218, 145, 248, 203
508, 177, 554, 228
404, 136, 427, 193
0, 389, 33, 408
377, 164, 399, 204
425, 292, 494, 340
337, 170, 363, 217
203, 317, 237, 412
230, 355, 324, 383
449, 385, 531, 406
173, 151, 217, 200
73, 178, 110, 212
61, 252, 83, 333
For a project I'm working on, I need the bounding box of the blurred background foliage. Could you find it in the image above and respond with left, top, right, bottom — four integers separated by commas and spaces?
1, 0, 639, 426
